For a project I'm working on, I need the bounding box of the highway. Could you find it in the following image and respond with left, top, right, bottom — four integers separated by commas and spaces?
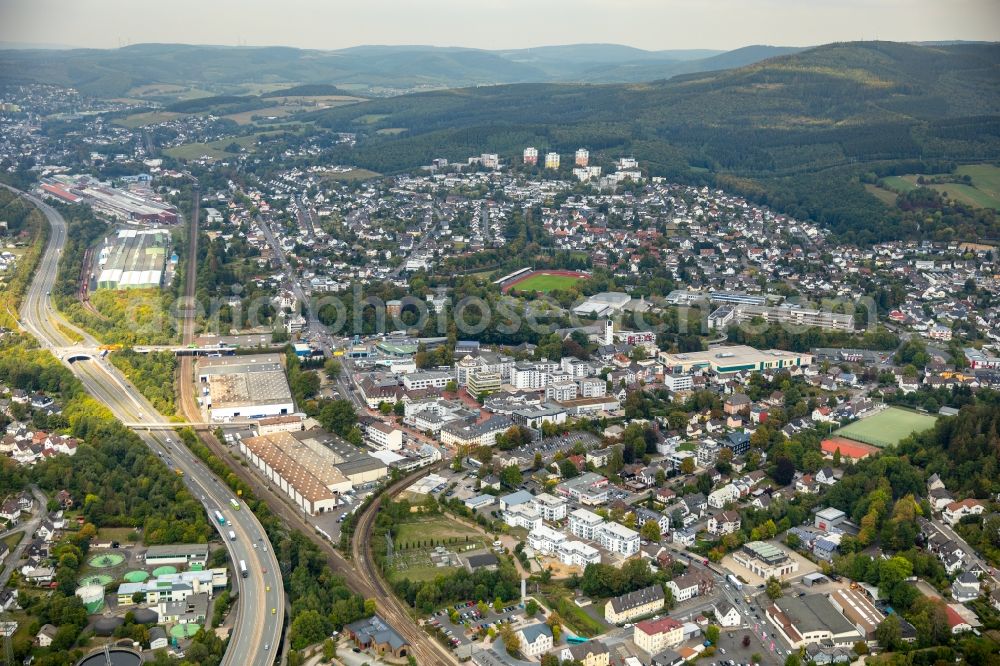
8, 185, 283, 666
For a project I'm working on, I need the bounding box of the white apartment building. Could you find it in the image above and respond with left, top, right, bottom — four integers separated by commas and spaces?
546, 381, 578, 402
504, 505, 542, 532
363, 420, 403, 452
512, 363, 547, 390
544, 152, 561, 169
577, 377, 607, 398
528, 525, 566, 554
568, 508, 639, 557
569, 508, 605, 540
558, 540, 601, 567
597, 521, 640, 557
708, 483, 740, 509
663, 373, 693, 392
402, 371, 452, 391
533, 492, 568, 521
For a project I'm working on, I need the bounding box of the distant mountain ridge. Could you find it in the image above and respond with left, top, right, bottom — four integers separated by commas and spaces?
0, 41, 806, 97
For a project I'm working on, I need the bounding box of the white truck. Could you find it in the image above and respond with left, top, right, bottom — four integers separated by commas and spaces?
228, 530, 236, 541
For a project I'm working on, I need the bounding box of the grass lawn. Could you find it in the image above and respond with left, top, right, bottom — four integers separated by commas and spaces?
394, 515, 485, 549
96, 527, 139, 543
834, 406, 937, 448
3, 531, 24, 552
388, 515, 487, 583
376, 127, 408, 135
512, 272, 582, 293
881, 176, 918, 193
540, 585, 608, 637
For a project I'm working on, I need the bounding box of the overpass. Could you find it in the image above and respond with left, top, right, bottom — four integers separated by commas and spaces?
122, 422, 228, 430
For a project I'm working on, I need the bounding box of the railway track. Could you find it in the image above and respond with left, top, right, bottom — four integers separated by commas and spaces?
351, 468, 459, 666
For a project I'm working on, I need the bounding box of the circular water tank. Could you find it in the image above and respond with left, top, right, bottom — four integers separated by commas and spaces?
92, 615, 124, 636
75, 647, 143, 666
131, 608, 158, 625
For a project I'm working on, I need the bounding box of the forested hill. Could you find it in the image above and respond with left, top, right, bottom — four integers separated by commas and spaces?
0, 42, 800, 98
309, 41, 1000, 243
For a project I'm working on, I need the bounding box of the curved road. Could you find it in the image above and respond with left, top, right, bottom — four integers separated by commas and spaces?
8, 185, 282, 666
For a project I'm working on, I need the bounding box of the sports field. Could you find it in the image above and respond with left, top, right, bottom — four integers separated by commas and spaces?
504, 270, 586, 293
833, 406, 937, 448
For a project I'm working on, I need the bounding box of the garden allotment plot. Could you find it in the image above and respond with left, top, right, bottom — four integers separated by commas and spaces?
386, 516, 488, 583
833, 406, 937, 448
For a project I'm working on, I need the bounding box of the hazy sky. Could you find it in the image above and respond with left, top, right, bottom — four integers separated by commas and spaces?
2, 0, 998, 51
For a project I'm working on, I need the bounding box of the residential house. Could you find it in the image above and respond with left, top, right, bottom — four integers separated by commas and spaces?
605, 584, 666, 624
517, 623, 553, 658
708, 510, 741, 537
634, 617, 684, 655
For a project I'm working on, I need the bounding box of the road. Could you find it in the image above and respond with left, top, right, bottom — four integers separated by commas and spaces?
0, 486, 48, 588
8, 185, 282, 666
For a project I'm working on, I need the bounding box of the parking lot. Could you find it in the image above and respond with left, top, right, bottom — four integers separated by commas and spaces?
424, 601, 525, 649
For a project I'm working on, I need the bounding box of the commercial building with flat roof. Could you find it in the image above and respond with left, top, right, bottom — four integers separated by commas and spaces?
659, 345, 812, 375
767, 594, 862, 648
732, 541, 799, 579
96, 229, 170, 290
197, 354, 294, 421
143, 544, 209, 566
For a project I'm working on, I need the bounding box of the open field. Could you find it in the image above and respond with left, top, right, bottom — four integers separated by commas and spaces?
864, 184, 898, 206
3, 532, 24, 552
880, 176, 918, 193
164, 134, 261, 160
95, 526, 140, 543
394, 515, 485, 548
319, 167, 381, 182
503, 270, 587, 293
223, 96, 361, 125
376, 127, 408, 135
125, 83, 215, 100
957, 164, 1000, 200
834, 406, 937, 448
388, 516, 488, 583
354, 113, 389, 124
114, 111, 185, 128
876, 164, 1000, 210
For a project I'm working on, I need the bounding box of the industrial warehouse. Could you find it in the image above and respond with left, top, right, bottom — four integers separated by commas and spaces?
658, 345, 813, 375
196, 354, 295, 421
237, 429, 388, 514
96, 229, 171, 290
39, 174, 178, 224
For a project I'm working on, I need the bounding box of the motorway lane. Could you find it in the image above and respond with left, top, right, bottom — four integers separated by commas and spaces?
9, 185, 282, 666
73, 336, 283, 666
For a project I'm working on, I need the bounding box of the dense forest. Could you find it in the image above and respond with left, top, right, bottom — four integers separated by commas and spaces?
0, 339, 212, 541
0, 188, 47, 328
